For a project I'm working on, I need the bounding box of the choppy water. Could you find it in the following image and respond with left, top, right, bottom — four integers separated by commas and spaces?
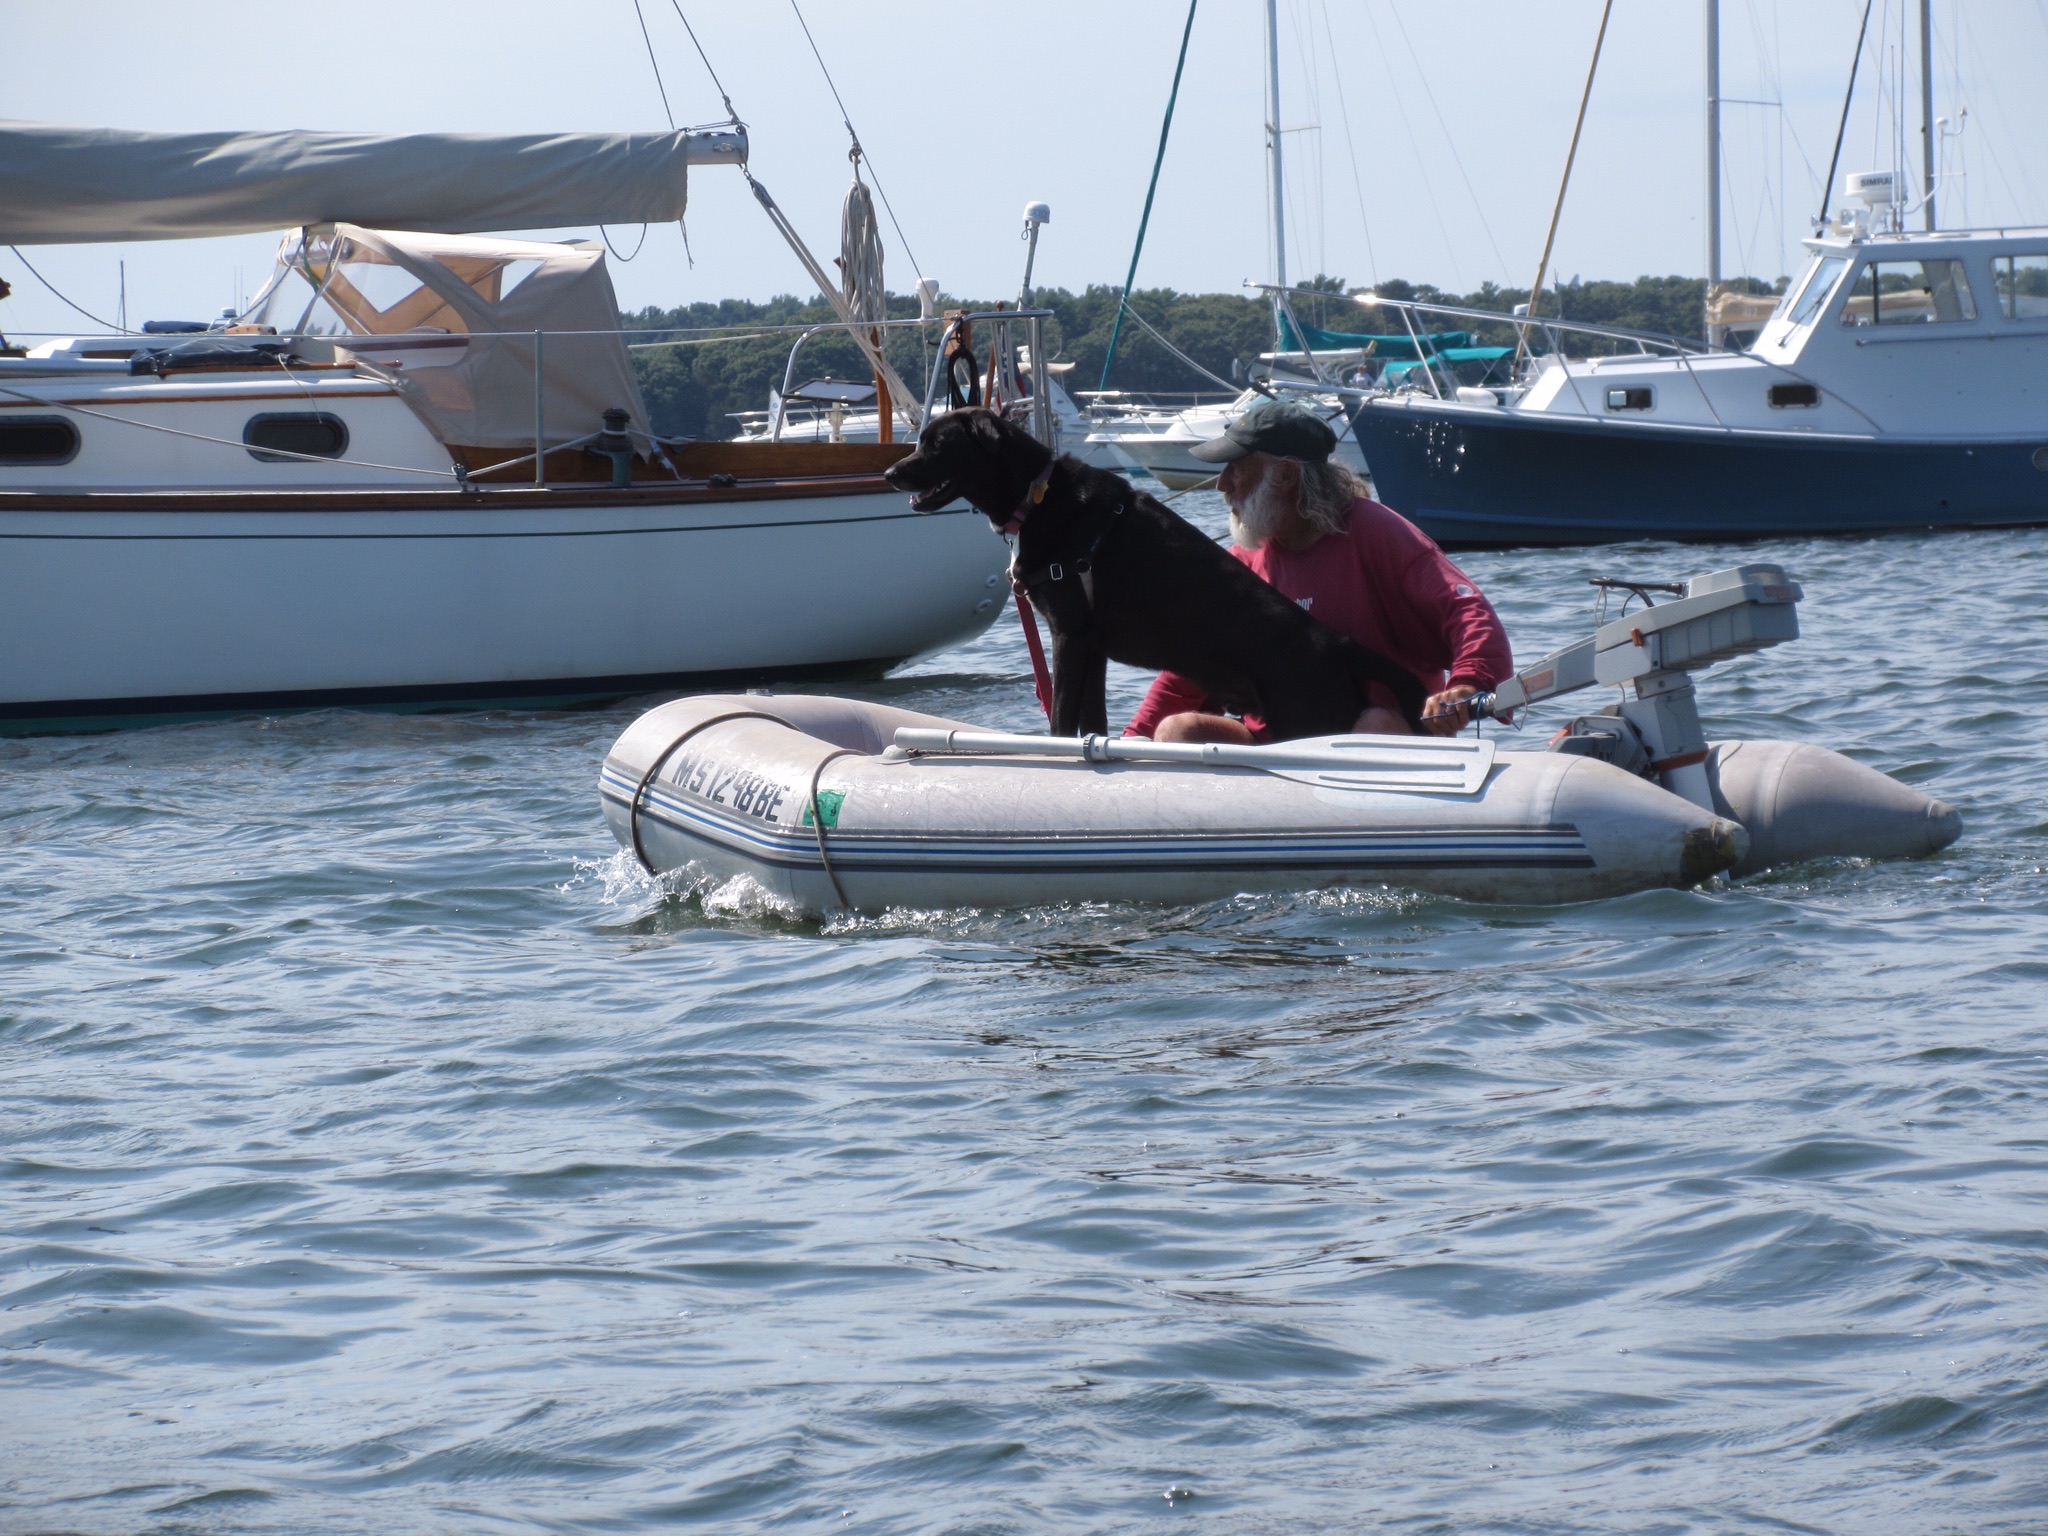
5, 496, 2048, 1534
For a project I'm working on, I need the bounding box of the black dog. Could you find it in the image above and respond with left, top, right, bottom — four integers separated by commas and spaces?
885, 408, 1425, 740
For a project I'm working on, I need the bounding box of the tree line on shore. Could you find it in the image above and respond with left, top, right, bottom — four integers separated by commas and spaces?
624, 272, 1778, 442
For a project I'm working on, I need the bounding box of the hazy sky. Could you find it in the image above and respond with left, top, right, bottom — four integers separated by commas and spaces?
6, 0, 2046, 340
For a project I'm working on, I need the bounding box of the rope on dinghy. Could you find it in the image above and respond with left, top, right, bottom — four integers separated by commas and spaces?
625, 708, 859, 913
805, 747, 859, 912
627, 709, 793, 874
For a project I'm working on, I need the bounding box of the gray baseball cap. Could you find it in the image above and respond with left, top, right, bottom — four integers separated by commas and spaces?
1188, 396, 1338, 464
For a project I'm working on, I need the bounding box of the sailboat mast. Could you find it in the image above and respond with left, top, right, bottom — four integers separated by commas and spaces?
1265, 0, 1286, 288
1705, 0, 1720, 335
1919, 0, 1936, 229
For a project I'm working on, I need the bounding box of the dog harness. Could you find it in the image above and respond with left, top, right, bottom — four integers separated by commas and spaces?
1010, 498, 1125, 611
1006, 477, 1123, 724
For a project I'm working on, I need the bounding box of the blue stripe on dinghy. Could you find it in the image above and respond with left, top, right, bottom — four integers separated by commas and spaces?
601, 766, 1589, 859
600, 766, 1598, 873
601, 767, 1586, 855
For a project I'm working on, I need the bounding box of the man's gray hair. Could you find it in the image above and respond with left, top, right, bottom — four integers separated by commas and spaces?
1292, 457, 1370, 537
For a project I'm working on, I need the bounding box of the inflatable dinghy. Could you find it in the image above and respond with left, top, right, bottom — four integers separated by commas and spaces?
598, 563, 1960, 913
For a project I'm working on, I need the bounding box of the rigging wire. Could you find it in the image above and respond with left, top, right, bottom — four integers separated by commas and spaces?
1284, 0, 1324, 283
1738, 0, 1823, 247
7, 246, 123, 331
1515, 0, 1615, 372
628, 0, 692, 264
1314, 0, 1377, 288
1119, 301, 1238, 394
787, 0, 924, 282
667, 0, 740, 123
1384, 1, 1513, 285
632, 0, 678, 129
1933, 5, 1970, 224
1357, 2, 1463, 290
1099, 0, 1200, 390
1956, 3, 2042, 220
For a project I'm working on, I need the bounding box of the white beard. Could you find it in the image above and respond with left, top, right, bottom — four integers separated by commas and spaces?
1227, 469, 1292, 550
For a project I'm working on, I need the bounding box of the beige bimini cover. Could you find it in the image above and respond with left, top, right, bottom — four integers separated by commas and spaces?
306, 224, 648, 451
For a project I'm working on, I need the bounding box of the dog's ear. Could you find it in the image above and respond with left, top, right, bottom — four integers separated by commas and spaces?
969, 408, 1005, 446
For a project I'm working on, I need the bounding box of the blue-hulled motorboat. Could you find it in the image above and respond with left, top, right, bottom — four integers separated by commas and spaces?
1343, 189, 2048, 547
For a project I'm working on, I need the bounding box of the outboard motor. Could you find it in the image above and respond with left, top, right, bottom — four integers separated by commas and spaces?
1465, 564, 1960, 875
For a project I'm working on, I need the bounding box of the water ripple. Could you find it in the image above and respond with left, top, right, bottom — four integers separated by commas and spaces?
4, 520, 2047, 1531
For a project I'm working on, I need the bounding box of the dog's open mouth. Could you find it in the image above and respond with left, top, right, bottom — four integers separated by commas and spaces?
906, 478, 960, 513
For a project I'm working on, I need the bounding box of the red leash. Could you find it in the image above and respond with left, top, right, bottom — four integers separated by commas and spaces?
1012, 580, 1054, 720
1004, 464, 1058, 721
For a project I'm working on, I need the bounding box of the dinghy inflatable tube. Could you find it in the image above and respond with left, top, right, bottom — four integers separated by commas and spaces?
599, 694, 1780, 913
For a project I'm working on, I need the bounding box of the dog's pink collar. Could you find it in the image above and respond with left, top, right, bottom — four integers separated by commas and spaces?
1000, 465, 1054, 535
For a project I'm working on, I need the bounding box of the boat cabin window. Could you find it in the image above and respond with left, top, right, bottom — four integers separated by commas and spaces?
1768, 383, 1819, 408
1784, 255, 1849, 326
1995, 254, 2048, 320
0, 416, 81, 465
1604, 386, 1652, 412
244, 412, 349, 463
1841, 259, 1977, 325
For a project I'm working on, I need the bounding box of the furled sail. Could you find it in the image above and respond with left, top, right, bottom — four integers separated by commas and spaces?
0, 121, 747, 245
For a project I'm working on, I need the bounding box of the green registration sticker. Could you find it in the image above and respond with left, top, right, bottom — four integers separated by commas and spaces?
800, 788, 846, 829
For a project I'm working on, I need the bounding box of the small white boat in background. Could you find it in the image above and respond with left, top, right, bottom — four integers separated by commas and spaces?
600, 563, 1960, 913
1095, 385, 1372, 491
738, 367, 1126, 471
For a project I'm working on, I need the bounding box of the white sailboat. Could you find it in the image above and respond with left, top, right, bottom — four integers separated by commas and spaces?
0, 123, 1018, 730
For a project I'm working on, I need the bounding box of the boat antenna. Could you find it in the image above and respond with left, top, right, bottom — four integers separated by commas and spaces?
788, 0, 923, 282
1918, 0, 1935, 228
1513, 0, 1613, 376
1819, 0, 1877, 229
1099, 0, 1199, 391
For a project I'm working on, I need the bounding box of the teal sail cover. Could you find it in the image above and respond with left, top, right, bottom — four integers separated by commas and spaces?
1276, 312, 1473, 360
1381, 346, 1516, 382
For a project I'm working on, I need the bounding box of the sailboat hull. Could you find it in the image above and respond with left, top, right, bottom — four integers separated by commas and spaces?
0, 487, 1009, 730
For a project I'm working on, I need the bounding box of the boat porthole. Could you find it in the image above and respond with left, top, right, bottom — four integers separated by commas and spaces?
244, 412, 349, 463
2034, 446, 2048, 471
0, 415, 81, 465
975, 598, 994, 614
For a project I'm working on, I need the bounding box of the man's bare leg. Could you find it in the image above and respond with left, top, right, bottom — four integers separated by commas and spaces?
1153, 712, 1257, 744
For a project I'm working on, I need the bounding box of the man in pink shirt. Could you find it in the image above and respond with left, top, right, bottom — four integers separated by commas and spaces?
1124, 398, 1512, 742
